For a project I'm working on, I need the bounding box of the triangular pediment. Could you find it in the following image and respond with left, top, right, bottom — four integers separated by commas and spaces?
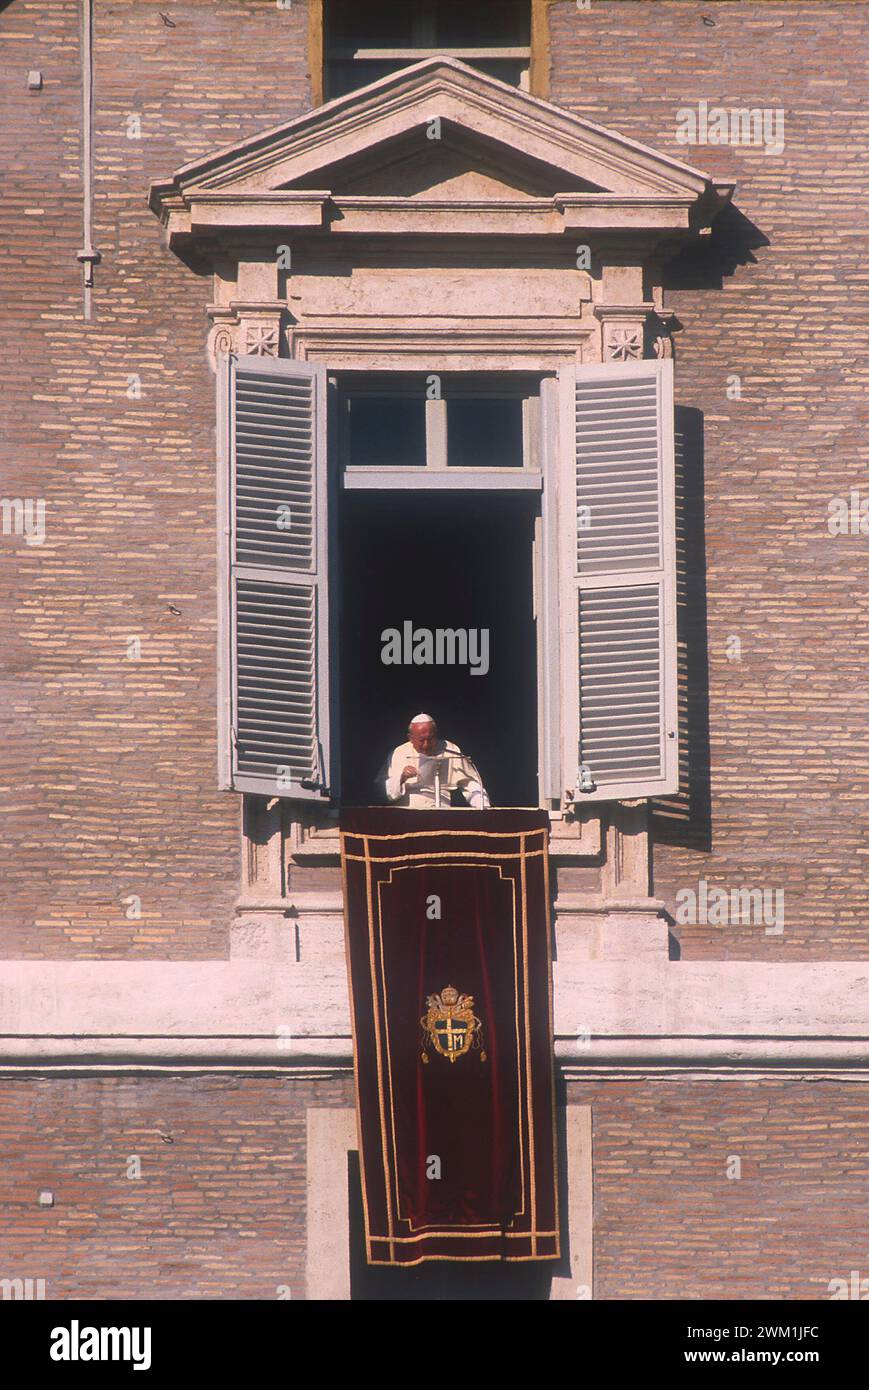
288, 123, 601, 201
151, 58, 724, 222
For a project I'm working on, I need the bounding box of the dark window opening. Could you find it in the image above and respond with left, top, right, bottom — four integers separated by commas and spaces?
324, 0, 532, 100
345, 395, 427, 468
338, 490, 539, 808
434, 0, 530, 47
447, 396, 524, 468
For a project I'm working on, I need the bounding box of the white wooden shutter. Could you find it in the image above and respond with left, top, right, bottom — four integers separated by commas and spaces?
557, 359, 678, 802
217, 354, 331, 799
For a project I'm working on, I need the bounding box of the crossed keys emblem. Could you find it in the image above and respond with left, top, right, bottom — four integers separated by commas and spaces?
420, 985, 486, 1065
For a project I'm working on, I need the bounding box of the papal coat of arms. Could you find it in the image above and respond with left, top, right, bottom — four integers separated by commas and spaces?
420, 985, 486, 1064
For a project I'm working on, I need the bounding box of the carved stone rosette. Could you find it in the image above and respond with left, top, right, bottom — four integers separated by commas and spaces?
240, 317, 281, 357
604, 322, 644, 361
594, 303, 658, 362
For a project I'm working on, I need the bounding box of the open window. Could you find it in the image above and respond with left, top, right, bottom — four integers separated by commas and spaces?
217, 357, 678, 809
322, 0, 532, 100
336, 371, 541, 807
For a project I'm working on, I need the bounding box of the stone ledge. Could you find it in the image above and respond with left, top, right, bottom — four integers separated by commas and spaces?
0, 961, 866, 1068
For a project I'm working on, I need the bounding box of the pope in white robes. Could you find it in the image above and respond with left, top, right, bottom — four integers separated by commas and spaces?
383, 713, 490, 809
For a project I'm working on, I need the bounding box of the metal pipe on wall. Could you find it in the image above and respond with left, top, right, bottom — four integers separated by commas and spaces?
76, 0, 100, 318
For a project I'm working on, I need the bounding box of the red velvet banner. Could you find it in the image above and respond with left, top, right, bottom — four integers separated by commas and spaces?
341, 808, 560, 1266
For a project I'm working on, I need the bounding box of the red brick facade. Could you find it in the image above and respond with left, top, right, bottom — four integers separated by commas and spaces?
0, 1073, 349, 1300
0, 1074, 866, 1299
0, 0, 312, 958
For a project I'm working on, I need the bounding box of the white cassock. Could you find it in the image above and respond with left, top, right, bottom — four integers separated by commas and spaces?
383, 739, 491, 809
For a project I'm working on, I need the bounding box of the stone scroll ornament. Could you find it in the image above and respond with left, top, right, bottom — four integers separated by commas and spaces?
206, 321, 236, 372
341, 807, 560, 1266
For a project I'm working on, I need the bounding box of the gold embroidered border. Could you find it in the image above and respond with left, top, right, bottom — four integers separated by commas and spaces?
340, 840, 375, 1260
365, 1250, 560, 1267
375, 861, 527, 1231
343, 826, 549, 844
368, 1228, 559, 1245
343, 848, 547, 863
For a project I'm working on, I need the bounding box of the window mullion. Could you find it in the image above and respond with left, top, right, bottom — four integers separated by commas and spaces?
425, 395, 448, 469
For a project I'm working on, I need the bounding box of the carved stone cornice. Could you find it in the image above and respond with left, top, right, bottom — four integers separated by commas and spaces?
292, 316, 596, 368
150, 57, 722, 208
168, 192, 703, 244
2, 958, 868, 1070
156, 58, 731, 375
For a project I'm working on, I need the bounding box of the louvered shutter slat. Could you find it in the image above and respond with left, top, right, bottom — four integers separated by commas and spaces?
557, 361, 678, 802
234, 367, 316, 571
579, 583, 663, 782
217, 355, 331, 799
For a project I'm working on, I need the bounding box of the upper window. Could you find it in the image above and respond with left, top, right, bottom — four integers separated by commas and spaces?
337, 372, 539, 474
323, 0, 532, 100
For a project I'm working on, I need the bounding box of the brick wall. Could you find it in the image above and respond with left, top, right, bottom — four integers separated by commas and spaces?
548, 1, 869, 958
1, 1, 867, 959
0, 1072, 352, 1300
572, 1077, 869, 1300
0, 1072, 865, 1299
0, 1, 313, 957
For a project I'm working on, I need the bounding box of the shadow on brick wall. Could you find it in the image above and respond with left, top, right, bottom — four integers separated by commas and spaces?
651, 205, 769, 855
663, 203, 770, 291
652, 404, 712, 855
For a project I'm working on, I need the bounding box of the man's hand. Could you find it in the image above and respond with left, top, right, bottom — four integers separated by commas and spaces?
400, 764, 417, 785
